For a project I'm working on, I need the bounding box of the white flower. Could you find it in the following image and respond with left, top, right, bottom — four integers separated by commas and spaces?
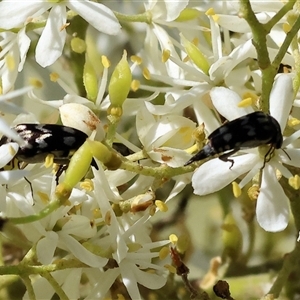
89, 167, 169, 299
191, 74, 297, 232
0, 28, 30, 93
0, 0, 121, 67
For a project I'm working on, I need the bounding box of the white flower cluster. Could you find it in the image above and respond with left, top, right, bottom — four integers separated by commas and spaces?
0, 0, 299, 299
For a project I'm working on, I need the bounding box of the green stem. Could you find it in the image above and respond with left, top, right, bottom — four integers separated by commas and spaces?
120, 159, 197, 179
9, 194, 64, 225
268, 243, 300, 297
0, 259, 87, 276
42, 272, 69, 300
113, 11, 151, 24
239, 0, 271, 69
22, 276, 36, 300
264, 1, 295, 32
272, 15, 300, 69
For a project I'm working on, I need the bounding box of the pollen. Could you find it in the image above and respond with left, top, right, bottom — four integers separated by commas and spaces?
50, 72, 59, 82
143, 67, 151, 80
93, 208, 102, 219
44, 154, 54, 168
6, 54, 15, 71
104, 211, 111, 225
164, 264, 176, 274
70, 37, 86, 54
289, 175, 300, 190
101, 55, 111, 68
155, 200, 168, 212
283, 23, 291, 33
238, 97, 253, 107
169, 234, 178, 244
205, 8, 216, 15
130, 55, 142, 64
162, 49, 170, 63
247, 185, 260, 201
80, 179, 94, 191
37, 191, 50, 204
288, 117, 300, 127
232, 181, 241, 198
29, 78, 43, 88
131, 79, 140, 91
159, 246, 170, 260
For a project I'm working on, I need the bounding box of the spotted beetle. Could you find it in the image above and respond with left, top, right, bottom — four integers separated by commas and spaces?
0, 123, 89, 165
0, 123, 99, 183
184, 111, 283, 167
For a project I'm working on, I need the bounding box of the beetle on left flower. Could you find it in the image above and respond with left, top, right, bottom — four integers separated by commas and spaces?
0, 123, 96, 183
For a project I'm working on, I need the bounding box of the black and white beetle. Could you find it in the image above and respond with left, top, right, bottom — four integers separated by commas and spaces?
0, 123, 89, 165
184, 111, 283, 167
0, 123, 96, 182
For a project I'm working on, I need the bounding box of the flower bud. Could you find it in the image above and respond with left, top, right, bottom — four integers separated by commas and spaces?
108, 50, 132, 107
181, 34, 210, 75
59, 103, 105, 140
83, 58, 98, 102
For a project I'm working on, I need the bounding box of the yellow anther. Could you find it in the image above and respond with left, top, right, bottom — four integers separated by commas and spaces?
289, 175, 300, 190
93, 208, 102, 219
288, 117, 300, 127
159, 246, 170, 260
155, 200, 168, 212
50, 72, 59, 82
169, 234, 178, 244
131, 79, 140, 91
238, 97, 253, 107
232, 181, 242, 198
101, 55, 111, 68
80, 179, 94, 191
283, 23, 291, 33
143, 67, 151, 80
37, 191, 50, 204
205, 8, 215, 15
247, 185, 260, 201
6, 54, 15, 71
104, 211, 111, 225
29, 78, 43, 88
44, 154, 54, 168
164, 264, 176, 273
130, 55, 142, 64
162, 49, 170, 63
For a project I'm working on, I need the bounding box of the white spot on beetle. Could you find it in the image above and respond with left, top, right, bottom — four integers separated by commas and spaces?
64, 136, 76, 146
63, 127, 76, 134
223, 133, 232, 142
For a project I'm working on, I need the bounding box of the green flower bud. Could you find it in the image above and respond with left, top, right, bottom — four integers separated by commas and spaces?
108, 50, 132, 107
181, 34, 210, 75
63, 141, 93, 189
175, 8, 200, 22
71, 37, 86, 54
83, 57, 98, 102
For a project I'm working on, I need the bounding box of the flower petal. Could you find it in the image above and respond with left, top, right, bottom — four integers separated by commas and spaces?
35, 5, 66, 67
68, 0, 121, 35
192, 154, 257, 195
36, 232, 58, 264
256, 164, 289, 232
269, 74, 293, 131
58, 232, 108, 267
210, 87, 253, 120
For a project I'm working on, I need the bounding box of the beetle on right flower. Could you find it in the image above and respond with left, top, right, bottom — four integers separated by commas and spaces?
184, 111, 283, 168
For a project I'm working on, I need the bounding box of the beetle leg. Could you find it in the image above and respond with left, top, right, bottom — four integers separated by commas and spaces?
218, 148, 240, 169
